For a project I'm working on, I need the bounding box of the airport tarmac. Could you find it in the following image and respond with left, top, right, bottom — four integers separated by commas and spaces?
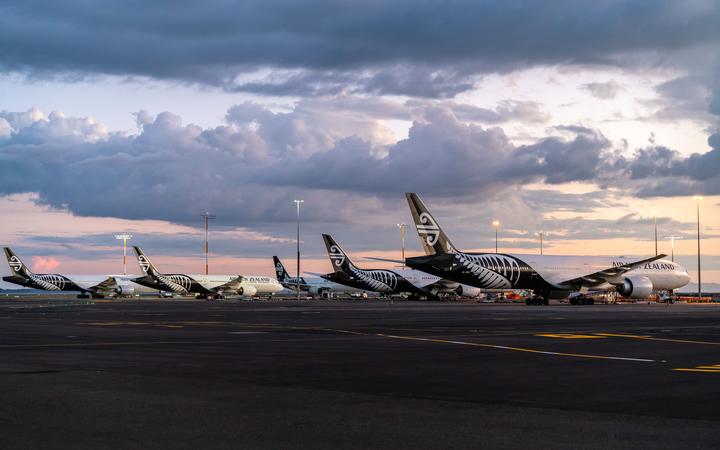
1, 298, 719, 449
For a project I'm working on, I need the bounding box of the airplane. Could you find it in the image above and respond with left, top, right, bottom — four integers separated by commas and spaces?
2, 247, 154, 299
131, 246, 283, 300
273, 256, 365, 298
403, 193, 691, 305
320, 234, 483, 300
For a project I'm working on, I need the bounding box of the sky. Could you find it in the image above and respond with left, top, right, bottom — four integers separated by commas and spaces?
1, 0, 719, 288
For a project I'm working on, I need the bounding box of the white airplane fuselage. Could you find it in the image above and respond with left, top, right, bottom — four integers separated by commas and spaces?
406, 252, 690, 295
522, 255, 690, 291
165, 274, 284, 295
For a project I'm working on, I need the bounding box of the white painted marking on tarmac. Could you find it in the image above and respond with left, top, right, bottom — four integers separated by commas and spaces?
324, 328, 656, 363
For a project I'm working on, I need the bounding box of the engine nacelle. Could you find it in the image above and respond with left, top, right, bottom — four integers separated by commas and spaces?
617, 276, 654, 299
239, 285, 257, 297
308, 286, 330, 297
115, 285, 135, 296
456, 285, 482, 298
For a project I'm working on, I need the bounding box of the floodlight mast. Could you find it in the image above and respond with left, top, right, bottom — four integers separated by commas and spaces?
294, 200, 304, 301
492, 221, 500, 253
201, 212, 216, 275
114, 234, 132, 275
397, 223, 407, 267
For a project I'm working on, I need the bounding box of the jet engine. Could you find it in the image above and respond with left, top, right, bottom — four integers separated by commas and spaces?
239, 285, 257, 297
456, 285, 482, 298
115, 285, 135, 296
308, 286, 331, 298
617, 276, 653, 299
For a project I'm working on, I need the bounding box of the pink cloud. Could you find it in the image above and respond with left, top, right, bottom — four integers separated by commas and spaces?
32, 256, 61, 272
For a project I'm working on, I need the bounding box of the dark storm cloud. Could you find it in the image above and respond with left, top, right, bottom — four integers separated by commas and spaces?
1, 103, 718, 232
2, 1, 720, 97
609, 131, 720, 196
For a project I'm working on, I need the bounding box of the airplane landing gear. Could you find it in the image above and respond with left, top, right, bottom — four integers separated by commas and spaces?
525, 295, 549, 305
569, 294, 595, 305
526, 291, 549, 305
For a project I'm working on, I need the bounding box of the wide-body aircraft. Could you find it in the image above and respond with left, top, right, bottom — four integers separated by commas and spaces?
403, 193, 691, 305
273, 256, 365, 298
2, 247, 155, 298
320, 234, 483, 300
132, 247, 283, 300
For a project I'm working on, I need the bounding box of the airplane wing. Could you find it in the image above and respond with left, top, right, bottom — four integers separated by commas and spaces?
87, 276, 119, 293
213, 276, 244, 293
416, 278, 459, 291
558, 254, 667, 288
362, 257, 405, 264
305, 272, 328, 277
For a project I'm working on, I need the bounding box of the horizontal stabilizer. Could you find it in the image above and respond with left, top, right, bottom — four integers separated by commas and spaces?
362, 256, 405, 264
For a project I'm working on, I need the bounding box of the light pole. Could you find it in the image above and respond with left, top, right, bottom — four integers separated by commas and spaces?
653, 210, 658, 256
539, 231, 545, 255
114, 234, 132, 275
397, 223, 407, 267
492, 221, 500, 253
664, 235, 682, 262
695, 196, 702, 301
201, 212, 216, 275
294, 199, 304, 301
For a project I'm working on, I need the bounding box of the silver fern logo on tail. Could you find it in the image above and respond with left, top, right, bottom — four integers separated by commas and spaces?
416, 212, 440, 246
8, 256, 22, 272
329, 245, 346, 267
138, 255, 151, 273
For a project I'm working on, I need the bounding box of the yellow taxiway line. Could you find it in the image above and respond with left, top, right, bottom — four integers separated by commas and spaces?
595, 333, 720, 345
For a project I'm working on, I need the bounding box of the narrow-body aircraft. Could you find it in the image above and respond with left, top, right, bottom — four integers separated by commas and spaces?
273, 256, 365, 298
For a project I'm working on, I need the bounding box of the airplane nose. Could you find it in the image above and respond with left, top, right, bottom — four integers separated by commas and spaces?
681, 271, 691, 285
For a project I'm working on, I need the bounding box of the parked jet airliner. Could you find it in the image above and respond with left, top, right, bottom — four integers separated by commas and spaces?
2, 247, 155, 298
404, 193, 690, 304
273, 256, 365, 297
320, 234, 483, 300
131, 247, 283, 300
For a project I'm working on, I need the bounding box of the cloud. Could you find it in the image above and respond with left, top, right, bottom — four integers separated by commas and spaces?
2, 1, 720, 98
582, 80, 625, 99
609, 131, 720, 196
31, 255, 60, 272
0, 103, 718, 237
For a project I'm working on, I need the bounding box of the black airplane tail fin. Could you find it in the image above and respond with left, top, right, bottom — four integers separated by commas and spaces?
322, 234, 358, 273
4, 247, 33, 279
133, 246, 161, 277
405, 193, 458, 255
273, 256, 290, 282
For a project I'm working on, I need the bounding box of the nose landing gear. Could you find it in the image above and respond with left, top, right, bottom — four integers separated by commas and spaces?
526, 294, 549, 305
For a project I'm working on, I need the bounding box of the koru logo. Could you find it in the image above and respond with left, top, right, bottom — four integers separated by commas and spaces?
329, 245, 346, 267
275, 262, 283, 271
8, 256, 22, 272
138, 255, 150, 273
416, 212, 440, 246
